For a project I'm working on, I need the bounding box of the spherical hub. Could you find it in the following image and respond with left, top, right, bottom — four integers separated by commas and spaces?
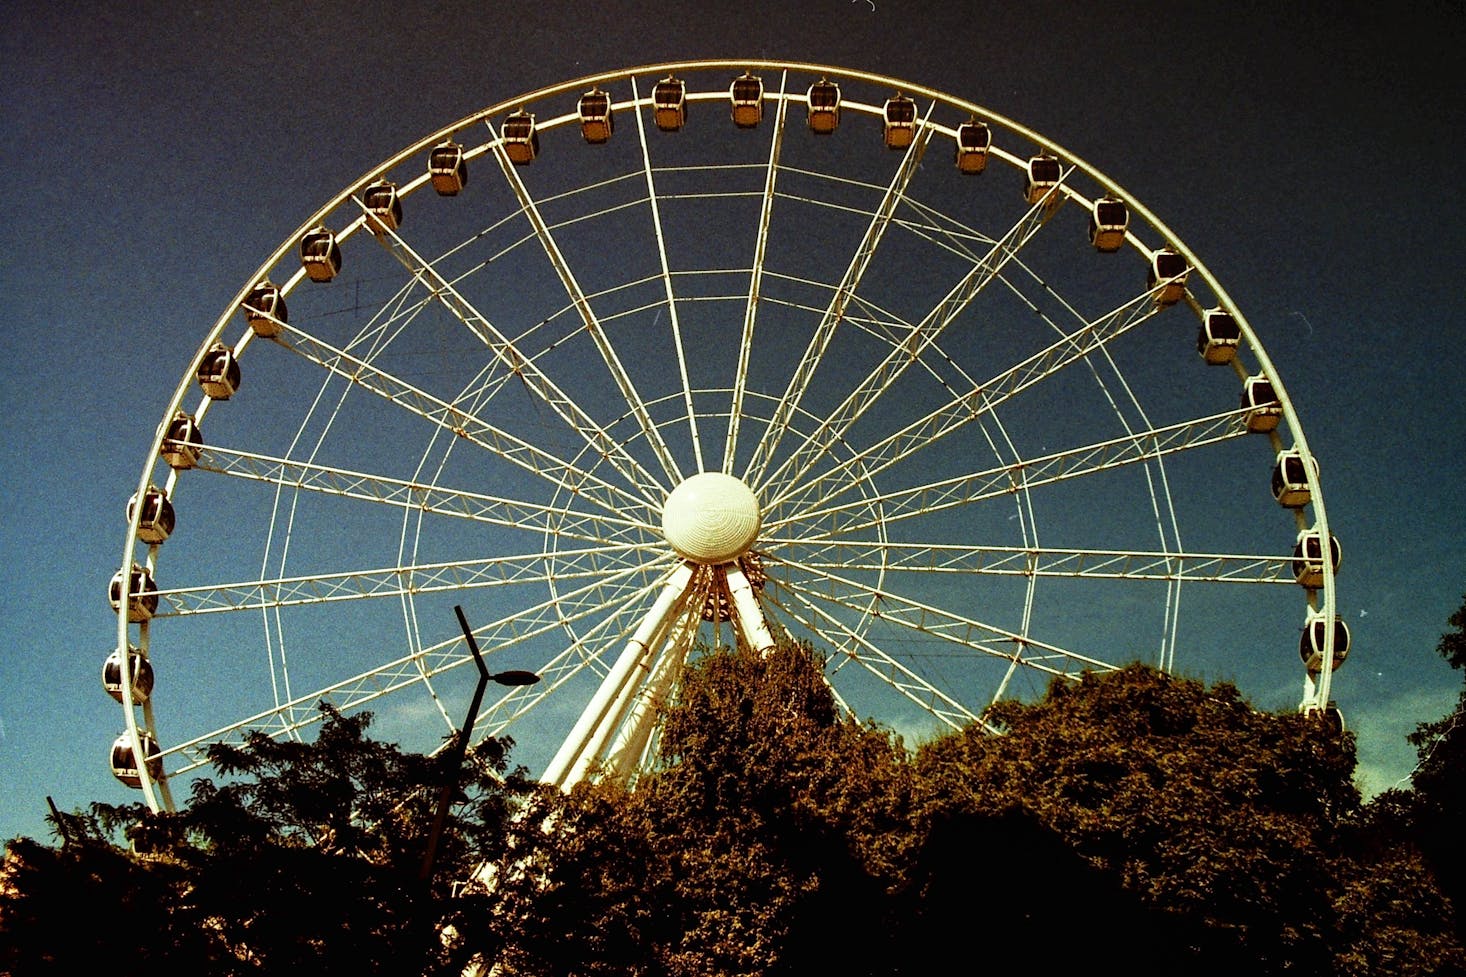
661, 473, 761, 564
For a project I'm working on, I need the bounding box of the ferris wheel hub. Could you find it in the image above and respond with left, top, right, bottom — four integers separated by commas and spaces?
661, 473, 762, 564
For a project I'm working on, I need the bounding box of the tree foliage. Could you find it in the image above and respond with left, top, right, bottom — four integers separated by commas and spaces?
1363, 593, 1466, 953
489, 646, 1463, 976
7, 635, 1466, 975
1, 704, 530, 976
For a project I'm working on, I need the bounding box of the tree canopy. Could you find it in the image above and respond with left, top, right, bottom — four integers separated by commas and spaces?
6, 632, 1465, 975
1, 704, 530, 976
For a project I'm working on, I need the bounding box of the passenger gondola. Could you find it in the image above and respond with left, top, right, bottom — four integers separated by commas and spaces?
955, 119, 991, 174
196, 343, 240, 400
1299, 609, 1351, 673
806, 78, 840, 134
243, 280, 287, 338
1292, 528, 1342, 589
1197, 307, 1240, 364
103, 647, 154, 705
109, 564, 158, 623
362, 180, 402, 234
128, 485, 175, 545
1024, 154, 1063, 209
1271, 449, 1316, 508
730, 72, 763, 128
1240, 374, 1281, 433
1147, 248, 1189, 306
579, 88, 614, 143
654, 76, 686, 131
428, 140, 468, 195
502, 110, 539, 164
161, 412, 202, 470
300, 226, 341, 283
110, 729, 163, 788
883, 94, 916, 149
1088, 197, 1129, 252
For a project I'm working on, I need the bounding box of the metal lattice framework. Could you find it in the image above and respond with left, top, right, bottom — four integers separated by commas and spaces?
110, 61, 1344, 810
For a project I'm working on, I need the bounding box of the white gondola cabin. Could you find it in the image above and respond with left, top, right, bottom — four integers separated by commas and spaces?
128, 485, 175, 545
1197, 307, 1240, 364
883, 94, 916, 149
1024, 154, 1063, 210
579, 88, 613, 143
955, 120, 991, 174
429, 140, 468, 195
1240, 374, 1281, 433
1147, 249, 1189, 306
1089, 197, 1129, 252
161, 412, 202, 470
300, 226, 341, 283
1292, 528, 1342, 589
110, 729, 163, 788
654, 76, 686, 131
103, 647, 154, 705
363, 180, 402, 234
1299, 609, 1351, 673
730, 72, 763, 128
1271, 449, 1316, 508
502, 111, 539, 165
109, 564, 158, 623
243, 280, 287, 338
806, 79, 840, 134
196, 343, 240, 400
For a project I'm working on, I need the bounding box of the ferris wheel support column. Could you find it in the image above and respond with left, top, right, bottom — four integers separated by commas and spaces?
603, 611, 701, 780
541, 563, 695, 790
726, 563, 776, 657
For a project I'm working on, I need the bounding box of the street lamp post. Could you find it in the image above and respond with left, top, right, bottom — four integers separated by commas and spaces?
418, 604, 539, 885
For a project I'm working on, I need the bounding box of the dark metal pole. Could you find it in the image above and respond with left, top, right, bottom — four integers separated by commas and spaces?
418, 605, 492, 885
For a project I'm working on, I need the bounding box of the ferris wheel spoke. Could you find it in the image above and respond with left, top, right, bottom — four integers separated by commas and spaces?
766, 406, 1250, 539
769, 551, 1113, 677
773, 288, 1164, 516
629, 75, 705, 474
160, 554, 666, 765
267, 320, 655, 519
742, 101, 936, 486
486, 119, 684, 486
164, 553, 674, 772
726, 71, 789, 474
760, 165, 1075, 508
769, 539, 1296, 585
146, 544, 657, 617
359, 209, 668, 505
187, 443, 656, 545
762, 580, 986, 732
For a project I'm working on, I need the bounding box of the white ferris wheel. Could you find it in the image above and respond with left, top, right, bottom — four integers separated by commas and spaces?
108, 60, 1348, 810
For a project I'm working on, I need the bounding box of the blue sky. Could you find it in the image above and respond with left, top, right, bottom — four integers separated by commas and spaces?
2, 1, 1462, 842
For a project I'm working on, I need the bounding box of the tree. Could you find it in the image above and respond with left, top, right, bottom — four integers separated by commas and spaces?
1, 704, 530, 976
488, 644, 1464, 976
1406, 595, 1466, 918
1360, 593, 1466, 955
910, 664, 1359, 973
490, 641, 915, 976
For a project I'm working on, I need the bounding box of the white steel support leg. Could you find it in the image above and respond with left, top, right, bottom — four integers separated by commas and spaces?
603, 609, 700, 781
541, 562, 695, 790
725, 562, 776, 656
563, 596, 689, 787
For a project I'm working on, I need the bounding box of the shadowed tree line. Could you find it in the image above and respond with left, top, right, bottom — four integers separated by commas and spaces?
5, 597, 1466, 975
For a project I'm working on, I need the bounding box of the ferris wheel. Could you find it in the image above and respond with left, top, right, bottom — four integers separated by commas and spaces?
108, 61, 1348, 810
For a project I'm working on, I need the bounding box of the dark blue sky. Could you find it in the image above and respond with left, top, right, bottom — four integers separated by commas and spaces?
2, 1, 1462, 842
